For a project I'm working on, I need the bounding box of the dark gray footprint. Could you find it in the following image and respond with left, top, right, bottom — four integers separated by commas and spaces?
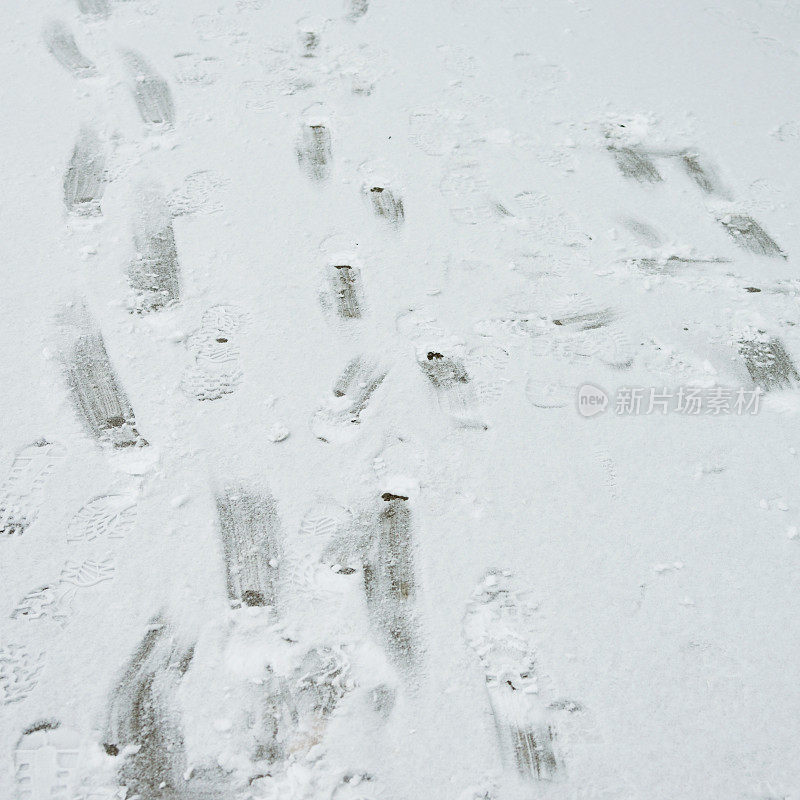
363, 493, 420, 672
59, 303, 147, 448
297, 123, 332, 181
717, 213, 786, 258
121, 49, 175, 127
103, 616, 196, 798
63, 127, 107, 217
324, 264, 364, 320
365, 185, 404, 226
216, 486, 283, 610
607, 146, 662, 183
739, 334, 799, 391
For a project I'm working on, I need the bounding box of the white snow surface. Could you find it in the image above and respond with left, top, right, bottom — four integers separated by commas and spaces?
2, 0, 800, 798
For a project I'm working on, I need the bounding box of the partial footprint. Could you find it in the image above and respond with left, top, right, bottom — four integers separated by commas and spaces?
463, 571, 560, 781
259, 47, 316, 95
465, 345, 512, 407
14, 722, 84, 800
364, 492, 421, 672
297, 123, 332, 181
533, 309, 634, 370
465, 345, 512, 374
771, 121, 800, 142
299, 501, 354, 543
13, 558, 116, 625
174, 53, 220, 86
549, 295, 615, 332
0, 643, 44, 705
417, 346, 487, 429
396, 307, 446, 341
181, 305, 244, 401
715, 210, 787, 258
121, 49, 175, 129
289, 645, 353, 755
0, 439, 65, 536
408, 108, 462, 156
738, 331, 799, 391
287, 500, 364, 620
11, 584, 74, 625
678, 149, 727, 196
297, 108, 332, 182
363, 183, 404, 227
440, 154, 496, 225
59, 303, 148, 448
294, 15, 326, 60
44, 21, 97, 78
76, 0, 109, 19
129, 183, 181, 313
239, 80, 277, 111
607, 145, 661, 182
346, 0, 369, 21
216, 485, 283, 609
67, 494, 137, 542
320, 263, 365, 321
168, 170, 227, 216
63, 127, 107, 218
312, 356, 387, 443
333, 43, 383, 96
103, 616, 196, 798
602, 119, 663, 183
360, 162, 405, 228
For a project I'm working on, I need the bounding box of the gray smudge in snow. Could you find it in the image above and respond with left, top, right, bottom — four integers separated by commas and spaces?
44, 21, 97, 78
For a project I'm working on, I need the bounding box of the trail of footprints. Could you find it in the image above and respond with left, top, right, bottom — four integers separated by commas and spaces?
85, 491, 416, 797
604, 118, 798, 394
0, 443, 65, 707
6, 1, 799, 797
12, 493, 137, 626
605, 119, 787, 259
3, 457, 138, 706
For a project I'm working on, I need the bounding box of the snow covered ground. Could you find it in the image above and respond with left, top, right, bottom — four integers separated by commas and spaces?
2, 0, 800, 798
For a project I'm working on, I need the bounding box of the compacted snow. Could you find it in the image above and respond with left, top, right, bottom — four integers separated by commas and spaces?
2, 0, 800, 798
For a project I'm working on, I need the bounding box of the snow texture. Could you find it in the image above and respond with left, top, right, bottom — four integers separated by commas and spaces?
1, 0, 800, 799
